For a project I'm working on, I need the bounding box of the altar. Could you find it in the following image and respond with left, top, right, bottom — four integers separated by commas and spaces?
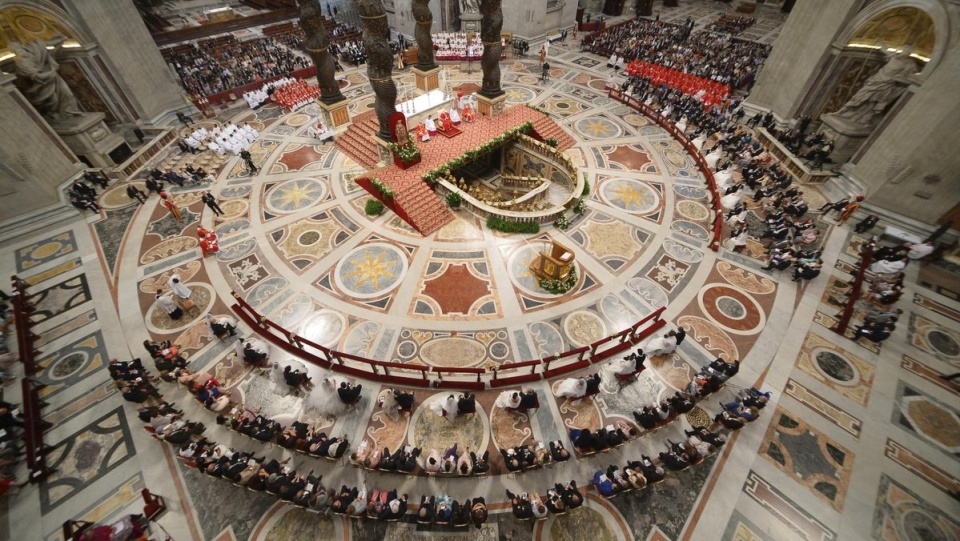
396, 89, 455, 128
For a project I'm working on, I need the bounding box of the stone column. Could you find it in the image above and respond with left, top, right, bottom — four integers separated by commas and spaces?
0, 74, 82, 224
476, 0, 507, 117
299, 0, 346, 104
299, 0, 351, 128
413, 0, 438, 70
744, 0, 860, 120
842, 45, 960, 228
356, 0, 399, 140
62, 0, 184, 123
411, 0, 443, 92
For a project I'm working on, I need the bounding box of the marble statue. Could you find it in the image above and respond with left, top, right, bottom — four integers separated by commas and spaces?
834, 49, 919, 127
461, 0, 481, 14
298, 0, 345, 104
10, 38, 82, 120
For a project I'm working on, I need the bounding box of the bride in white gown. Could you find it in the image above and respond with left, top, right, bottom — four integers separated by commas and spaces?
705, 147, 723, 169
720, 187, 745, 210
555, 377, 586, 399
643, 333, 677, 357
428, 394, 459, 422
303, 371, 348, 417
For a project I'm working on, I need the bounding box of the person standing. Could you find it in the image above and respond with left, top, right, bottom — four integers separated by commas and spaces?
201, 191, 224, 216
239, 149, 258, 175
126, 183, 148, 204
159, 192, 183, 223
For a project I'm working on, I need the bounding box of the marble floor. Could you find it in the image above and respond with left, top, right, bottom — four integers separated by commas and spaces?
3, 6, 960, 541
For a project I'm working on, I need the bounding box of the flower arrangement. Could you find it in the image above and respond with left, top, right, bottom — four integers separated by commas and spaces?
388, 133, 421, 164
555, 213, 571, 230
538, 267, 577, 294
545, 137, 559, 148
370, 177, 395, 199
574, 198, 587, 214
423, 122, 533, 184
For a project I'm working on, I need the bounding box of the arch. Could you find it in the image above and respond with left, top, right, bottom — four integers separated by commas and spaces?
834, 0, 950, 77
0, 1, 93, 50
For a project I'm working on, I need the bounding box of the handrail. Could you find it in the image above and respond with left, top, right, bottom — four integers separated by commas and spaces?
232, 290, 667, 390
609, 90, 723, 251
9, 276, 53, 483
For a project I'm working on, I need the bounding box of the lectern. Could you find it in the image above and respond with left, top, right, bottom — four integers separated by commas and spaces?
531, 240, 576, 281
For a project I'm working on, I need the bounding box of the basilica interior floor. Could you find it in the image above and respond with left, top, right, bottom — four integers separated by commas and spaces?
3, 6, 960, 541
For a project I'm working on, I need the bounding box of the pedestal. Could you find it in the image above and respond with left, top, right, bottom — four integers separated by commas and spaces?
372, 136, 393, 167
48, 112, 128, 168
460, 12, 482, 32
318, 98, 351, 130
820, 113, 873, 164
411, 66, 442, 93
476, 93, 508, 118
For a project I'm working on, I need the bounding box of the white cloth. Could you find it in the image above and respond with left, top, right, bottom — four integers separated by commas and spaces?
167, 274, 192, 299
721, 190, 744, 210
378, 389, 400, 420
155, 293, 179, 314
714, 170, 733, 191
609, 357, 637, 376
494, 391, 521, 409
907, 243, 933, 260
429, 395, 458, 422
450, 109, 461, 123
705, 148, 722, 169
643, 334, 677, 356
869, 259, 906, 274
555, 378, 586, 399
692, 135, 707, 151
303, 372, 348, 417
425, 117, 437, 132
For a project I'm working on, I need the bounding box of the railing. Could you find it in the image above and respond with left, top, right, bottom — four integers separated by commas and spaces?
9, 276, 54, 484
432, 134, 583, 226
231, 291, 666, 390
151, 9, 300, 46
609, 89, 723, 251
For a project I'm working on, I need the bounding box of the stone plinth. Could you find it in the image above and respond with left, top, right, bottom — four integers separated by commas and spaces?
460, 13, 482, 32
412, 66, 442, 92
48, 112, 128, 168
371, 135, 392, 166
476, 93, 508, 118
820, 113, 873, 164
319, 98, 351, 130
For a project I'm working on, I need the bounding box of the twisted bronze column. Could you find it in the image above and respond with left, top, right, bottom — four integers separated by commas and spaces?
356, 0, 398, 140
298, 0, 345, 104
479, 0, 504, 98
412, 0, 437, 71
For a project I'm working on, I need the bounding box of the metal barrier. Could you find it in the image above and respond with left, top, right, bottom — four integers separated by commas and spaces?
231, 291, 666, 390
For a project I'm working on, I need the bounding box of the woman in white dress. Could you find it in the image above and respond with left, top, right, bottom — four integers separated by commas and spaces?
714, 168, 734, 191
675, 116, 688, 133
429, 394, 459, 422
555, 377, 587, 399
268, 361, 292, 395
720, 187, 745, 210
378, 388, 400, 421
303, 371, 349, 417
705, 147, 723, 169
643, 333, 677, 357
494, 390, 522, 410
692, 134, 707, 151
868, 258, 906, 275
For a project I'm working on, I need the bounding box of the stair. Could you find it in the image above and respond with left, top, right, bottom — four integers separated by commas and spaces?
530, 115, 575, 151
335, 110, 382, 169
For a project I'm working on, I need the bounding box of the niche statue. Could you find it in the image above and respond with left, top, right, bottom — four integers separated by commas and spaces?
11, 37, 82, 120
834, 49, 919, 127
